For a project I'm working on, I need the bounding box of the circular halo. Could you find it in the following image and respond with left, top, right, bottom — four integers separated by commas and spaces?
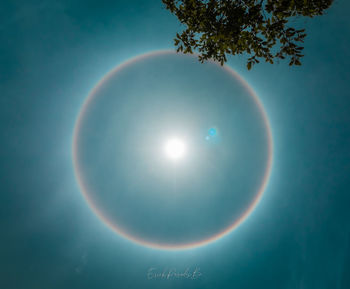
72, 50, 273, 251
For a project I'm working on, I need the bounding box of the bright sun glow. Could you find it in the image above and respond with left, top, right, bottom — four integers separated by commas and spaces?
164, 138, 186, 160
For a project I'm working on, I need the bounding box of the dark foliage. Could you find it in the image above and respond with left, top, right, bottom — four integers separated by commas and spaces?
162, 0, 334, 69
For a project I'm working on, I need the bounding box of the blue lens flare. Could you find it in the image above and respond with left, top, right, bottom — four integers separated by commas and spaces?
206, 127, 218, 141
209, 128, 217, 136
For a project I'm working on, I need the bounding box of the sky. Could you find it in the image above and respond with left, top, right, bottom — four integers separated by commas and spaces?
1, 1, 350, 289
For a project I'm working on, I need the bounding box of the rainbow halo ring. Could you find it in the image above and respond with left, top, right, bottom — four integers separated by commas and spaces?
73, 50, 273, 250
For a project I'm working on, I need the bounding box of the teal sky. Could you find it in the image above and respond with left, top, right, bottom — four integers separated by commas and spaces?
1, 1, 350, 289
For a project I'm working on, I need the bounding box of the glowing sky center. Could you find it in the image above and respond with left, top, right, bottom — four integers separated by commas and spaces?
164, 138, 186, 160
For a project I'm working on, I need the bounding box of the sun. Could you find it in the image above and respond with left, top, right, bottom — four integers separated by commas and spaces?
163, 138, 186, 160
